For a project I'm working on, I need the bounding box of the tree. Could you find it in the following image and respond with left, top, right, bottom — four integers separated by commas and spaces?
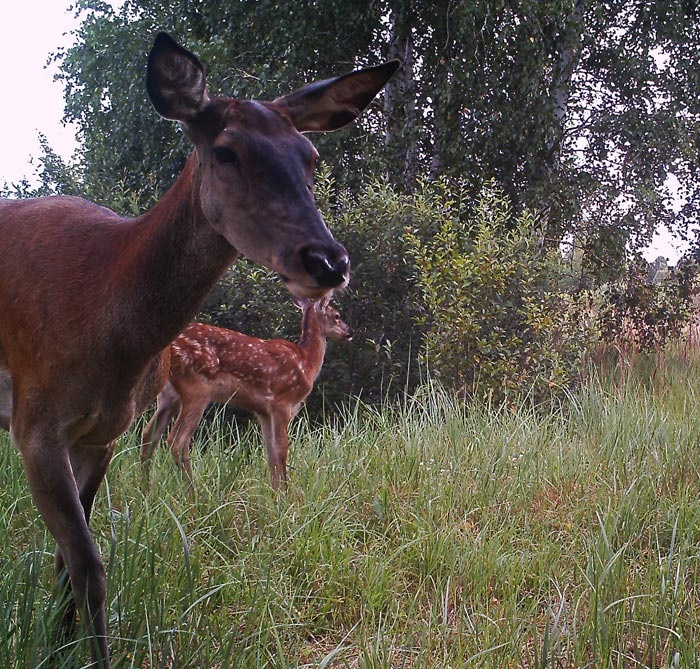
40, 0, 389, 209
36, 1, 699, 281
388, 1, 700, 278
563, 1, 700, 277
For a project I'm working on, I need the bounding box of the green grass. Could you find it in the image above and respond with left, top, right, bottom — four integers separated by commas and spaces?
2, 359, 700, 668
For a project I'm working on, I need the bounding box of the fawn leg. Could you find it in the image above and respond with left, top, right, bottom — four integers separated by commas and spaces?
258, 408, 291, 490
140, 383, 179, 471
167, 398, 208, 482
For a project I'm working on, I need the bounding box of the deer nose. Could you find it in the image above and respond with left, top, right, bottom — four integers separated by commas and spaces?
300, 244, 350, 288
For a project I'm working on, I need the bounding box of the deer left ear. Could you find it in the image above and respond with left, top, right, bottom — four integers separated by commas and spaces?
272, 60, 400, 132
147, 32, 209, 122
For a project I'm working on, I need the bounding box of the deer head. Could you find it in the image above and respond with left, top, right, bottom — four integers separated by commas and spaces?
147, 33, 399, 298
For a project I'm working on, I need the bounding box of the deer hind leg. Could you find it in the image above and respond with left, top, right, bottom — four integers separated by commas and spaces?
167, 398, 207, 482
258, 409, 291, 490
140, 382, 180, 470
21, 433, 112, 668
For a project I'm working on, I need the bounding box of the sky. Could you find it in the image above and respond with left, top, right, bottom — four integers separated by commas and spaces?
0, 2, 80, 187
0, 1, 688, 264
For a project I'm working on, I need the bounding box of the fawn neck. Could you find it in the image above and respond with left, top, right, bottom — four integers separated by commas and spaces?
297, 305, 328, 380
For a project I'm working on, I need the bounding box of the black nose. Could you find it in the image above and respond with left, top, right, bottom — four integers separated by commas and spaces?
300, 244, 350, 288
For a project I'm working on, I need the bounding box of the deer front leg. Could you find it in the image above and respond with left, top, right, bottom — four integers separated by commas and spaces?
0, 367, 12, 432
21, 434, 111, 668
54, 441, 115, 640
140, 383, 180, 471
167, 399, 207, 482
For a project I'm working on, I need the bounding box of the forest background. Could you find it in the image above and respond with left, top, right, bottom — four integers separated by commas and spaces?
5, 0, 700, 409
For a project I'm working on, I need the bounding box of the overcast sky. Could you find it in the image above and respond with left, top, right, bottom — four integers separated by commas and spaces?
0, 2, 81, 187
0, 1, 686, 262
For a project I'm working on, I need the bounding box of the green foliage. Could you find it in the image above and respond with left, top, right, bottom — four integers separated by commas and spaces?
36, 0, 389, 207
319, 169, 424, 403
597, 254, 700, 354
389, 0, 700, 275
406, 182, 585, 401
199, 166, 424, 409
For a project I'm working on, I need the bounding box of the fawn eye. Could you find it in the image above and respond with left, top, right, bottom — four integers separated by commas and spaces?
214, 147, 238, 166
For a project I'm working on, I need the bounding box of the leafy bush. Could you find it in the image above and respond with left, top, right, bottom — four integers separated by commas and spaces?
405, 181, 586, 402
596, 254, 700, 355
202, 176, 599, 408
199, 166, 424, 410
318, 169, 424, 404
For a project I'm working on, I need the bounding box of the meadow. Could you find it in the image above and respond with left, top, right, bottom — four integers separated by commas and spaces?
1, 355, 700, 668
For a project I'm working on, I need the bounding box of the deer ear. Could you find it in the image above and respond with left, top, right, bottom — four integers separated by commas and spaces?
147, 32, 209, 122
272, 60, 400, 132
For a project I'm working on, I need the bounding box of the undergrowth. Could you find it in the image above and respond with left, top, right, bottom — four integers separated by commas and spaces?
1, 359, 700, 668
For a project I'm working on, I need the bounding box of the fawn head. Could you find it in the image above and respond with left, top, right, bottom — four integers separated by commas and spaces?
296, 296, 353, 342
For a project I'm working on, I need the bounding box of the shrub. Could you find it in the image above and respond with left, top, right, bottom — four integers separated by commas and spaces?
596, 254, 700, 356
405, 181, 586, 402
199, 166, 425, 410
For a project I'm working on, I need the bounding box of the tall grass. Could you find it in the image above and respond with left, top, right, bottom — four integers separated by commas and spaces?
1, 358, 700, 668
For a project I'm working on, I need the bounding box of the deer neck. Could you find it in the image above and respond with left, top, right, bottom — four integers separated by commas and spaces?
297, 307, 328, 382
109, 155, 237, 361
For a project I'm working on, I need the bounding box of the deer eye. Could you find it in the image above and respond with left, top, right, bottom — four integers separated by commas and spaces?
214, 147, 239, 166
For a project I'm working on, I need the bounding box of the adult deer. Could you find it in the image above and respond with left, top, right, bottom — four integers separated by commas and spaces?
141, 298, 352, 489
0, 33, 397, 668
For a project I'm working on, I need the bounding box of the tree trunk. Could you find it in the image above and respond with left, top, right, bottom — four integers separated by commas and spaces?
544, 0, 586, 177
385, 2, 419, 185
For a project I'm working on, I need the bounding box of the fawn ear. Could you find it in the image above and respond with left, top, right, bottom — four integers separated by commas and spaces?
292, 295, 312, 311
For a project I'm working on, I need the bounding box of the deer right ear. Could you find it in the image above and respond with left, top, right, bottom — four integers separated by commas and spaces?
146, 32, 209, 122
272, 60, 400, 133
